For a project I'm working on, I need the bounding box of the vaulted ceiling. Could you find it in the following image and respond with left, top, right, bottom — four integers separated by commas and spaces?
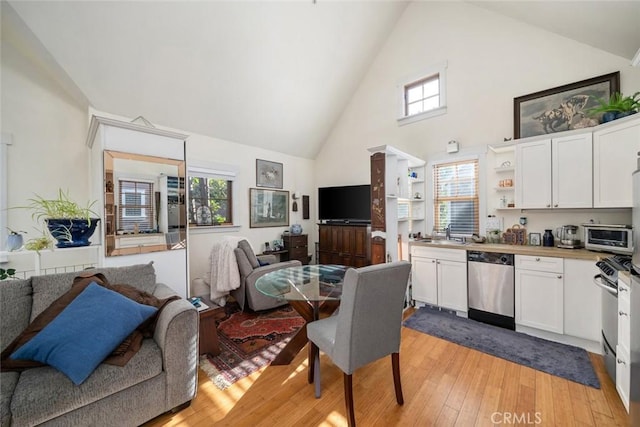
5, 1, 639, 159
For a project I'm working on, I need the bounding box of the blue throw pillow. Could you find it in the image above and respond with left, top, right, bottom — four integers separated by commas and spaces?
10, 282, 157, 385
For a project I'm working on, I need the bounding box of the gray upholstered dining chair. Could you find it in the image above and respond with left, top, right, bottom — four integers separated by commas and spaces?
306, 261, 412, 427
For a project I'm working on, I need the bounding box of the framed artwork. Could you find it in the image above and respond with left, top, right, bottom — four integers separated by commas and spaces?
256, 159, 283, 189
514, 72, 620, 139
529, 232, 541, 246
249, 188, 289, 228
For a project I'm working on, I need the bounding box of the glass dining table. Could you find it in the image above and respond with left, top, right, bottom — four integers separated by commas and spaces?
255, 264, 348, 371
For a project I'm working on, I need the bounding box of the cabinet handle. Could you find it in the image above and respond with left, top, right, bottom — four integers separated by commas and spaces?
619, 287, 628, 292
557, 275, 562, 279
436, 260, 440, 264
554, 204, 558, 207
617, 358, 626, 365
619, 311, 628, 317
432, 260, 436, 263
546, 204, 551, 208
535, 257, 540, 261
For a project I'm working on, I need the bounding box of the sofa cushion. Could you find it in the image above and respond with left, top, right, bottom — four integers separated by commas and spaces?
238, 240, 260, 269
10, 339, 163, 426
10, 283, 157, 385
2, 271, 176, 372
1, 372, 19, 427
0, 278, 32, 350
30, 263, 157, 320
235, 247, 254, 281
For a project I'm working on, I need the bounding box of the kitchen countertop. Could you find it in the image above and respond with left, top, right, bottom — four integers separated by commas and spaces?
409, 240, 605, 261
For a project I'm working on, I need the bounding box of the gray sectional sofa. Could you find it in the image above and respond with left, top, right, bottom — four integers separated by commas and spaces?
0, 263, 198, 426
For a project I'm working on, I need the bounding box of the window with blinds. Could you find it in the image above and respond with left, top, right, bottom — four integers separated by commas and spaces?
433, 159, 479, 235
119, 180, 154, 231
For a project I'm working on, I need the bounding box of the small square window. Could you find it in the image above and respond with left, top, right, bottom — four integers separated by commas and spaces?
397, 61, 447, 126
404, 75, 440, 118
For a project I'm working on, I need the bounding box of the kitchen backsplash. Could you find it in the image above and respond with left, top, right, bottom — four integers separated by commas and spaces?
495, 209, 631, 240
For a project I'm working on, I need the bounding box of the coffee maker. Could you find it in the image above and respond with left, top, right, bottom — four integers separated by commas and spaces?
555, 225, 582, 249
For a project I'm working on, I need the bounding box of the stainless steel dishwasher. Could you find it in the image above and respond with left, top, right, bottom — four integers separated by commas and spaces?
467, 251, 515, 330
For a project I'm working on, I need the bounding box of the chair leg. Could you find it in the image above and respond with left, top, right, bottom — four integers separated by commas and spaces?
314, 348, 321, 398
343, 373, 356, 427
392, 352, 404, 405
308, 342, 317, 384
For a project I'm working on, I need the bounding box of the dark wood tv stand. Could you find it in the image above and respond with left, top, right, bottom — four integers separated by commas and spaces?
317, 223, 370, 267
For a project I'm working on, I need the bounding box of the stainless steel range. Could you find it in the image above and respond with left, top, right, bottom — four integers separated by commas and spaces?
593, 254, 633, 383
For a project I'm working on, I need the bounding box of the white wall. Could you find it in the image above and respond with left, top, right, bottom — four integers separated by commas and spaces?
315, 1, 640, 234
1, 25, 90, 239
2, 23, 316, 292
186, 133, 316, 291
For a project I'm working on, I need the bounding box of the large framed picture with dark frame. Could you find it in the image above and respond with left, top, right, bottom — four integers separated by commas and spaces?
514, 71, 620, 139
249, 188, 289, 228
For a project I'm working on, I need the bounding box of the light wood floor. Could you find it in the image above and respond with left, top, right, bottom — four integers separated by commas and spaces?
144, 317, 630, 427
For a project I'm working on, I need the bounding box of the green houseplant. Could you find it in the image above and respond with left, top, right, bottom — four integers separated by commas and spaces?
26, 189, 100, 248
588, 91, 640, 123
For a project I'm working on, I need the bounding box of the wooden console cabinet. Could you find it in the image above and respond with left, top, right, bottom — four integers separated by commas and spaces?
282, 234, 309, 264
318, 224, 370, 268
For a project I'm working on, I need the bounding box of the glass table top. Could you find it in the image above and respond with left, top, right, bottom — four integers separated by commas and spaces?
255, 264, 348, 302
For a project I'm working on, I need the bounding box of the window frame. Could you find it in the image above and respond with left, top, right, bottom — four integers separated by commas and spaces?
117, 179, 155, 232
0, 133, 11, 259
187, 163, 239, 232
397, 61, 448, 126
428, 155, 484, 238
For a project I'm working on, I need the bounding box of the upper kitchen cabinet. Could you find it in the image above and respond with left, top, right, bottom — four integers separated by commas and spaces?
593, 115, 640, 208
515, 139, 551, 208
515, 133, 592, 209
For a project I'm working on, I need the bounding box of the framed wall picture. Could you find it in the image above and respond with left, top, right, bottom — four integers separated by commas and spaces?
514, 71, 620, 139
529, 232, 541, 246
256, 159, 283, 189
249, 188, 289, 228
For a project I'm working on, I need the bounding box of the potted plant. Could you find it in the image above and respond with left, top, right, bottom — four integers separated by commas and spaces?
26, 189, 100, 248
588, 91, 640, 123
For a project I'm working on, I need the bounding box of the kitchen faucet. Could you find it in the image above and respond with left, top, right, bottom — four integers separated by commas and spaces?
445, 224, 451, 239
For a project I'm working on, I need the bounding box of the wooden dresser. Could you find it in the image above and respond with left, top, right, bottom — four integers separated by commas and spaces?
318, 223, 370, 268
282, 234, 309, 264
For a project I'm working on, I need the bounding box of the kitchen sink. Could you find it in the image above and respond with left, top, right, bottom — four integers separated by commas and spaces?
418, 239, 469, 245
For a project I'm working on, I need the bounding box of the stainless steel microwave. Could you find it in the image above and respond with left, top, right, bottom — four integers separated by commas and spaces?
583, 224, 633, 254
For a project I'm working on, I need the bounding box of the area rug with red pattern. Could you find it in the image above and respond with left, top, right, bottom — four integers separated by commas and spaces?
199, 302, 304, 390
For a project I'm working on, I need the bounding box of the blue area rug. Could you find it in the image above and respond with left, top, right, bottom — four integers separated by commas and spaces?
404, 306, 600, 389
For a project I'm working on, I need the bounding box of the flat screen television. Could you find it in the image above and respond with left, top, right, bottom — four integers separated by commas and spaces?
318, 184, 371, 223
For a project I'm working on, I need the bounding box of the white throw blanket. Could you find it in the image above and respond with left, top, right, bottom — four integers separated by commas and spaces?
200, 236, 245, 305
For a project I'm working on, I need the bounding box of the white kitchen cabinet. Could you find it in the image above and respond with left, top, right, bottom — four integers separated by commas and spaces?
593, 115, 640, 208
410, 246, 467, 312
552, 133, 593, 208
516, 139, 551, 208
515, 255, 564, 334
516, 133, 592, 209
411, 256, 438, 305
616, 275, 631, 412
563, 259, 601, 342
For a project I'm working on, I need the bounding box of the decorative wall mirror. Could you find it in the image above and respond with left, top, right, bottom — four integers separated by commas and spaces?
103, 150, 186, 257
